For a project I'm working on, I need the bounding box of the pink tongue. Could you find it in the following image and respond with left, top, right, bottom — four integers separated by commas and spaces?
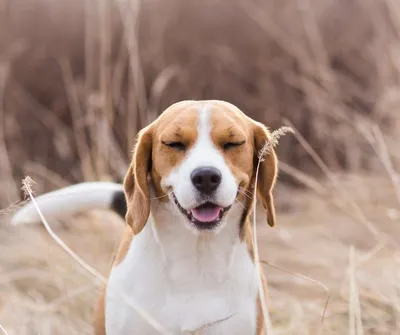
191, 205, 222, 222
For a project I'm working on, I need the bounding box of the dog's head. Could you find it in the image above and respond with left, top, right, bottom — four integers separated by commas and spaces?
124, 100, 277, 235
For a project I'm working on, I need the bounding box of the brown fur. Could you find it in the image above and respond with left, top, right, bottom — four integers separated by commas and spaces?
93, 284, 107, 335
251, 121, 278, 227
94, 100, 278, 334
151, 105, 199, 199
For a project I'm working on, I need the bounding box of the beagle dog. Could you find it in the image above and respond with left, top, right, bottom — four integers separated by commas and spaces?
12, 100, 278, 335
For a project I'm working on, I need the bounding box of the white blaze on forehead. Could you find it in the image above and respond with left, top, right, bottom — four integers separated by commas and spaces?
164, 103, 238, 210
195, 104, 219, 163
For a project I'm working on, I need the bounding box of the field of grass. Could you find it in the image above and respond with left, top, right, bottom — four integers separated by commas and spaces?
1, 173, 400, 334
0, 0, 400, 334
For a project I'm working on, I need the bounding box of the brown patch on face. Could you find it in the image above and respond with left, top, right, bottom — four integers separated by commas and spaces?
208, 102, 256, 215
209, 103, 254, 184
123, 101, 203, 234
150, 102, 200, 199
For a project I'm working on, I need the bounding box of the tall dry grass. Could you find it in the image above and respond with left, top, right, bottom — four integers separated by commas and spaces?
0, 0, 400, 334
0, 0, 399, 203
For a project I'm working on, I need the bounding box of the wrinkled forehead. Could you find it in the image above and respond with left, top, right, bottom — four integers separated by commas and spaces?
153, 100, 250, 138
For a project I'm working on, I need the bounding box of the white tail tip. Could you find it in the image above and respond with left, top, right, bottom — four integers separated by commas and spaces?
11, 182, 124, 226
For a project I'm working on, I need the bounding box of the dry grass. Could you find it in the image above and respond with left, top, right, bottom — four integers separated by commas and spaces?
1, 0, 400, 334
1, 0, 400, 199
1, 174, 400, 334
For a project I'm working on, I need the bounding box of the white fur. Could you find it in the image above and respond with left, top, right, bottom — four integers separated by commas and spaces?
106, 105, 259, 334
106, 202, 258, 335
11, 182, 123, 225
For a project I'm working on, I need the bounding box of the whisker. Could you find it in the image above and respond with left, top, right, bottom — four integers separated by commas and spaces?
239, 187, 253, 196
170, 199, 181, 220
237, 189, 252, 201
235, 199, 247, 211
149, 193, 170, 200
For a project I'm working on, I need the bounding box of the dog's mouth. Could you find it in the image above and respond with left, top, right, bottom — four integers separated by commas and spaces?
172, 194, 231, 230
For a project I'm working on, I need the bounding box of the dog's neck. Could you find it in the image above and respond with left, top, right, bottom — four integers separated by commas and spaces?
143, 199, 245, 280
106, 199, 259, 334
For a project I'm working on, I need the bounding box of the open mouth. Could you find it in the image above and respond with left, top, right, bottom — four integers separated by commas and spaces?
172, 194, 231, 230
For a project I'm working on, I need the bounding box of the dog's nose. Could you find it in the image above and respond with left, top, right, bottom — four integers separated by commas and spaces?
191, 167, 222, 194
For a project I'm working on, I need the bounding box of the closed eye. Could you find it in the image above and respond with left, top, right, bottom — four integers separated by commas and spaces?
162, 141, 186, 151
223, 141, 245, 150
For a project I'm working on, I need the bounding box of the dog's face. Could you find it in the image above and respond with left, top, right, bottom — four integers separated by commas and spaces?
124, 100, 277, 235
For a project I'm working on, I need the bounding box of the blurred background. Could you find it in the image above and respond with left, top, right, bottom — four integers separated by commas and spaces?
0, 0, 399, 334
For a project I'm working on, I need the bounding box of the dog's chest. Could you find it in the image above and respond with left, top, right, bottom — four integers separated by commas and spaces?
105, 223, 259, 335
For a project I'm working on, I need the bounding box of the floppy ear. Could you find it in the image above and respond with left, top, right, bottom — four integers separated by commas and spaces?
124, 126, 153, 235
252, 122, 278, 227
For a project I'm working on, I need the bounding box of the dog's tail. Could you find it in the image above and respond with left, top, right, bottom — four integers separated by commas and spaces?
11, 182, 126, 225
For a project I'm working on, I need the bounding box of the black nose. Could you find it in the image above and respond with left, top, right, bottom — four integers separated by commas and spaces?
191, 167, 222, 194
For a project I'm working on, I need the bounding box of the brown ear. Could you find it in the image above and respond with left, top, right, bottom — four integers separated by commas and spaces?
124, 126, 153, 234
253, 122, 278, 227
